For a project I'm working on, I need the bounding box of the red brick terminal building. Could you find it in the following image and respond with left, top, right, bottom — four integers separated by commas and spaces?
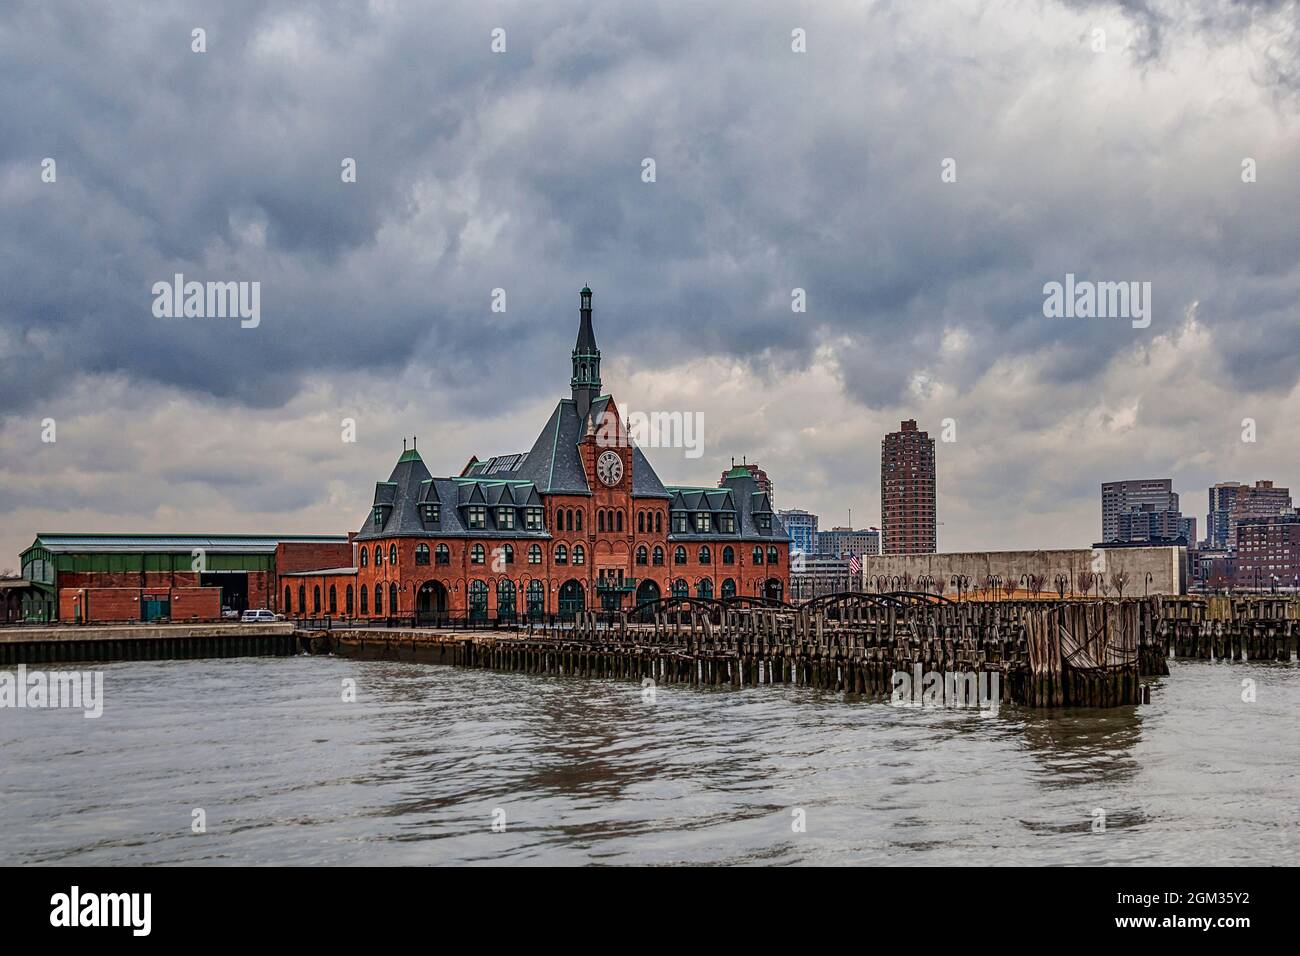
293, 287, 791, 624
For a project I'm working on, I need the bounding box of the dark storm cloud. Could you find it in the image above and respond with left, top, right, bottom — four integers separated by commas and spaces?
1, 0, 1297, 430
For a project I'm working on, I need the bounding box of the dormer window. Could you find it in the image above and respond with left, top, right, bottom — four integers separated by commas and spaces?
525, 507, 543, 530
496, 507, 515, 530
672, 512, 688, 534
718, 513, 736, 533
756, 514, 772, 531
467, 506, 486, 529
422, 503, 439, 523
695, 512, 712, 533
373, 506, 384, 528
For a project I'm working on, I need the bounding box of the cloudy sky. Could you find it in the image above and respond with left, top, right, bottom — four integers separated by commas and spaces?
2, 0, 1299, 566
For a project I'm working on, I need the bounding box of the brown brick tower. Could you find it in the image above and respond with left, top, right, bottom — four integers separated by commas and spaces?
881, 420, 936, 555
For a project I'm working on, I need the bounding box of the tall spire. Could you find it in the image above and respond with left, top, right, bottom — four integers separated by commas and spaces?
571, 285, 601, 420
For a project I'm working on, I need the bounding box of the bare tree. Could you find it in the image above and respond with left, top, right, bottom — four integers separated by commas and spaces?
1111, 570, 1130, 598
1077, 570, 1096, 596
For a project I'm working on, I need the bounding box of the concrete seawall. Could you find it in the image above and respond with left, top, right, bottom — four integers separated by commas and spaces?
0, 622, 296, 664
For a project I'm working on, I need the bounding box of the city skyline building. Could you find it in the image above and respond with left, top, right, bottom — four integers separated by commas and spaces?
777, 508, 818, 557
881, 420, 936, 554
1101, 479, 1179, 543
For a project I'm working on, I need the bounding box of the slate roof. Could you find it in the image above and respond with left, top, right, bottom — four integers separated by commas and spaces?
25, 533, 347, 554
460, 397, 672, 498
354, 447, 555, 542
664, 472, 791, 543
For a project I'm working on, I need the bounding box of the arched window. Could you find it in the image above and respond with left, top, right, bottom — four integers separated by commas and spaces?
389, 583, 398, 615
576, 511, 583, 531
360, 585, 368, 615
374, 586, 383, 615
722, 546, 735, 565
346, 585, 354, 615
699, 546, 711, 564
565, 509, 573, 531
636, 545, 648, 565
598, 511, 605, 532
653, 546, 665, 566
655, 512, 662, 533
616, 511, 623, 532
359, 548, 368, 567
298, 585, 306, 613
696, 579, 713, 599
416, 543, 430, 565
721, 578, 736, 599
284, 586, 291, 611
436, 544, 449, 565
573, 545, 585, 565
471, 544, 486, 564
768, 546, 779, 565
638, 512, 645, 533
374, 545, 382, 567
672, 579, 689, 598
752, 547, 764, 565
528, 544, 542, 565
502, 543, 514, 565
390, 544, 398, 565
555, 544, 568, 565
313, 586, 321, 613
675, 546, 687, 565
329, 585, 337, 614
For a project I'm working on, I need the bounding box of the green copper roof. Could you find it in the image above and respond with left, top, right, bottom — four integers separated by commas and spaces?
397, 448, 423, 463
581, 285, 592, 295
723, 465, 752, 478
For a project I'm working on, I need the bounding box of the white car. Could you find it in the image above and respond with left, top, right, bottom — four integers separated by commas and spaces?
241, 609, 277, 623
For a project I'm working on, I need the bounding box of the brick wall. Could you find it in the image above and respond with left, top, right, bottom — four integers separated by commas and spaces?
58, 586, 224, 623
275, 541, 353, 575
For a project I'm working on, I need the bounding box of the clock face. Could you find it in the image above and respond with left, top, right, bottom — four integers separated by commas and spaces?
596, 450, 624, 487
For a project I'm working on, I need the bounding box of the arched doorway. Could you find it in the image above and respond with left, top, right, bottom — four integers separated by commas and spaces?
468, 580, 488, 624
635, 579, 660, 621
526, 580, 545, 621
765, 577, 784, 603
417, 580, 448, 625
635, 579, 660, 607
497, 579, 517, 623
721, 578, 736, 599
558, 579, 584, 620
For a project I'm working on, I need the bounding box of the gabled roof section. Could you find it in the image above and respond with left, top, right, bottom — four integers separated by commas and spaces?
514, 400, 591, 495
26, 533, 348, 555
631, 446, 671, 498
356, 447, 434, 538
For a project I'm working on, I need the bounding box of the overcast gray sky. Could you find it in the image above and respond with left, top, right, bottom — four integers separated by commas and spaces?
2, 0, 1299, 566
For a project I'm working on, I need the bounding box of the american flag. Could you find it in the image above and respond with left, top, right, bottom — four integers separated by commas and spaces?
848, 554, 861, 576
